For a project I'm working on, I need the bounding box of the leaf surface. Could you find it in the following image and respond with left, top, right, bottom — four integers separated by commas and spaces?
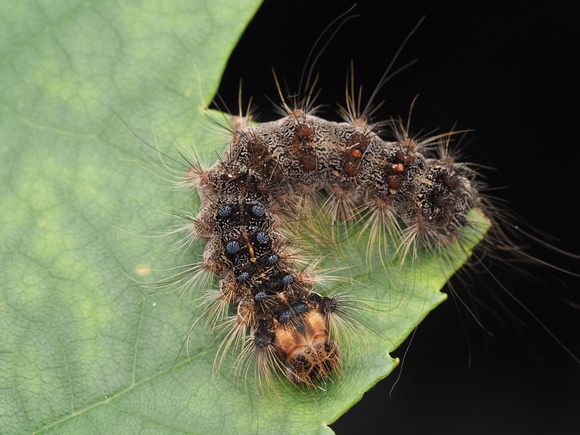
0, 1, 487, 433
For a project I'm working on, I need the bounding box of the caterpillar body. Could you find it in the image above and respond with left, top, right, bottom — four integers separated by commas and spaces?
185, 93, 488, 387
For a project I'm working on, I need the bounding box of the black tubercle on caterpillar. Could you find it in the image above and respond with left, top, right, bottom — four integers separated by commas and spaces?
211, 2, 579, 433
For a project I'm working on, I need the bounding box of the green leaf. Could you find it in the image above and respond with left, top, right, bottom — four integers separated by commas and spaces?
0, 1, 487, 434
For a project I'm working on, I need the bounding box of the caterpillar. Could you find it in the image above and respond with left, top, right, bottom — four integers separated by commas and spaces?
156, 3, 580, 428
186, 99, 486, 383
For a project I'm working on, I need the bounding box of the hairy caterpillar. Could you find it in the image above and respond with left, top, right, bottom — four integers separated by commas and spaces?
187, 104, 484, 384
155, 3, 579, 433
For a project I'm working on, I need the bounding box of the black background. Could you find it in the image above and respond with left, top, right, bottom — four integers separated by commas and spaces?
215, 2, 580, 434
